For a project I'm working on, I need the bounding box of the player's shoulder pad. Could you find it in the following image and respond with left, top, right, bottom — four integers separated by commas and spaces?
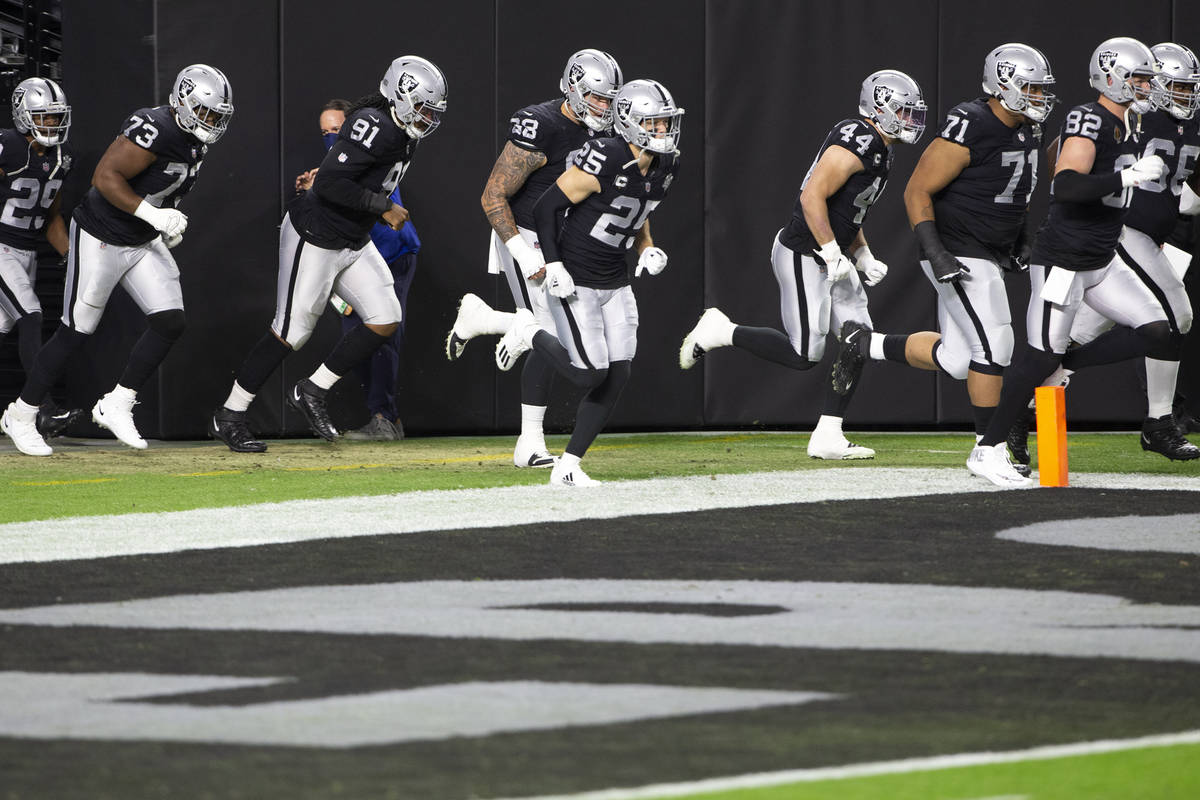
340, 107, 407, 154
120, 106, 175, 151
507, 99, 566, 151
571, 136, 624, 177
1062, 102, 1110, 142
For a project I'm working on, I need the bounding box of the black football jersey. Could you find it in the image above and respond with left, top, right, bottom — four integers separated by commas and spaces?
506, 99, 600, 230
780, 118, 892, 253
290, 106, 417, 249
0, 128, 71, 250
557, 137, 678, 289
1123, 110, 1200, 245
73, 106, 206, 246
1032, 102, 1139, 271
933, 98, 1042, 261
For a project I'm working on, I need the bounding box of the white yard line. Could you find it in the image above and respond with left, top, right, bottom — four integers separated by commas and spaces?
2, 469, 1197, 564
495, 730, 1200, 800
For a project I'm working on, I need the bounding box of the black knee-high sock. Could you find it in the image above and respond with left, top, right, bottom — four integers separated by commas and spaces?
325, 324, 390, 376
520, 347, 556, 407
980, 347, 1061, 446
120, 310, 186, 391
15, 312, 42, 373
731, 326, 812, 370
20, 324, 89, 406
235, 332, 292, 395
1062, 321, 1172, 370
566, 360, 631, 458
531, 329, 604, 389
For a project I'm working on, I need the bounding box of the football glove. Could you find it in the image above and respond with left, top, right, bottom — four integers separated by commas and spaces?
852, 246, 887, 287
504, 234, 546, 280
544, 261, 576, 298
635, 246, 668, 277
163, 231, 183, 249
1120, 154, 1166, 188
930, 250, 970, 283
816, 240, 854, 283
134, 199, 188, 238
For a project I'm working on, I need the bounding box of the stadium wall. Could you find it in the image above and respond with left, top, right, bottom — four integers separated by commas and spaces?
57, 0, 1200, 438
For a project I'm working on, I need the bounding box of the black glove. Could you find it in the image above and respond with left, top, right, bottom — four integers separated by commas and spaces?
914, 220, 969, 283
1006, 225, 1033, 273
930, 250, 969, 283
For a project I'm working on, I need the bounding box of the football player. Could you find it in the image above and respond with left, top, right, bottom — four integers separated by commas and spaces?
447, 49, 621, 469
448, 78, 682, 486
210, 56, 446, 453
677, 70, 927, 460
1062, 42, 1200, 461
0, 77, 83, 440
969, 37, 1173, 487
831, 45, 1056, 471
1, 64, 233, 456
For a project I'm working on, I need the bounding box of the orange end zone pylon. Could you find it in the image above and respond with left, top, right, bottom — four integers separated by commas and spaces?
1035, 385, 1068, 487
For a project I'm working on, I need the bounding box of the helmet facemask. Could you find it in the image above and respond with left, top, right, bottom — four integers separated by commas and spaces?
570, 85, 618, 131
1000, 79, 1057, 123
1151, 75, 1200, 119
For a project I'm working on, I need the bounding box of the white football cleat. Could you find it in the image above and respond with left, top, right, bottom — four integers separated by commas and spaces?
514, 434, 557, 468
2, 402, 52, 456
679, 307, 735, 369
967, 442, 1033, 488
92, 389, 148, 450
550, 460, 601, 487
445, 292, 494, 361
807, 429, 875, 460
495, 308, 538, 372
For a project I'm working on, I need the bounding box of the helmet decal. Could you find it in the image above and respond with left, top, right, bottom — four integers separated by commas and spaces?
1097, 50, 1119, 73
873, 85, 893, 107
398, 72, 419, 95
996, 61, 1016, 82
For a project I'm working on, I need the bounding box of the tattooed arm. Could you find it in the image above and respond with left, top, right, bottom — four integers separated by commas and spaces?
481, 142, 548, 240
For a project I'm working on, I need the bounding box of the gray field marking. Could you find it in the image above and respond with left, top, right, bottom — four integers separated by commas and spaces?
998, 514, 1200, 554
2, 469, 1197, 564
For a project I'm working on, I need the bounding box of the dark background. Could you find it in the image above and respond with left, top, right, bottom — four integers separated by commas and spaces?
18, 0, 1199, 438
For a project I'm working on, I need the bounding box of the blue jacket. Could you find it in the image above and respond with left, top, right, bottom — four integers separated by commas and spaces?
370, 187, 420, 262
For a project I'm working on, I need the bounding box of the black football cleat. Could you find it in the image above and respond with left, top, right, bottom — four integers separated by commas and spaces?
210, 407, 267, 453
1141, 415, 1200, 461
1007, 406, 1034, 468
289, 378, 339, 441
831, 320, 871, 395
36, 404, 84, 439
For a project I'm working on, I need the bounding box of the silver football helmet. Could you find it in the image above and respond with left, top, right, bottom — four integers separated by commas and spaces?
982, 43, 1057, 123
380, 55, 447, 139
1088, 37, 1158, 113
858, 70, 927, 144
12, 77, 70, 146
169, 64, 234, 144
560, 49, 623, 131
1150, 42, 1200, 120
612, 79, 684, 155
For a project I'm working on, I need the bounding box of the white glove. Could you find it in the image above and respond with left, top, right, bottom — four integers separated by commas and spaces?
852, 245, 888, 287
163, 231, 184, 249
1120, 154, 1166, 188
504, 234, 546, 280
134, 199, 188, 238
816, 240, 854, 283
635, 246, 668, 277
544, 261, 576, 298
1181, 183, 1200, 216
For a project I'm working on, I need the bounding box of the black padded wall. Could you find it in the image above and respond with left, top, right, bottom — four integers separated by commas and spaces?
53, 1, 1200, 437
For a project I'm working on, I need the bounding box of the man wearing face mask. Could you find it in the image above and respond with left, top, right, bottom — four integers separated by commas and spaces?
291, 98, 421, 441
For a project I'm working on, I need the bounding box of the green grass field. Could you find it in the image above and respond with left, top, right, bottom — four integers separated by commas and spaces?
2, 430, 1196, 524
660, 741, 1200, 800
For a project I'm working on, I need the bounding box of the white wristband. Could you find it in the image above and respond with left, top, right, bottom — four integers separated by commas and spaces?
133, 199, 164, 226
851, 245, 873, 264
505, 234, 545, 278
